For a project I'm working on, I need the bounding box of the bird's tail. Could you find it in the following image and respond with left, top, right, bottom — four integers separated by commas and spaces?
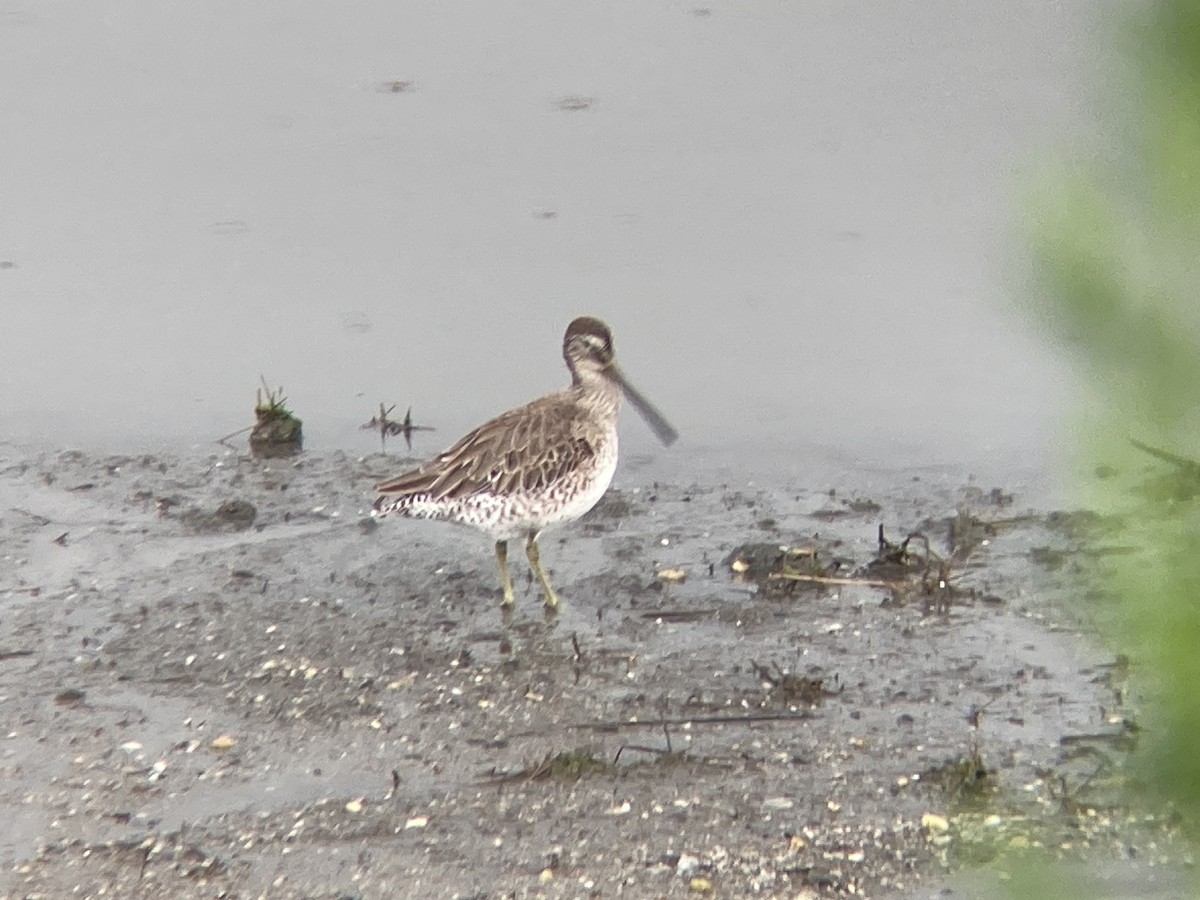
372, 494, 401, 517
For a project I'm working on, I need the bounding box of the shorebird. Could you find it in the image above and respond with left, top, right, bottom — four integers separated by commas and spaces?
373, 316, 677, 611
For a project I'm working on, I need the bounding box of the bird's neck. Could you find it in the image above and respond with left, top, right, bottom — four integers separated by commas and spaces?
570, 370, 623, 417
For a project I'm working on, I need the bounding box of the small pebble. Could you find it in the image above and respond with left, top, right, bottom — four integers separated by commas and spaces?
921, 812, 950, 834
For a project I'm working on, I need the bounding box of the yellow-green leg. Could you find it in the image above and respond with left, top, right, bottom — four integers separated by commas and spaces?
525, 531, 560, 610
495, 540, 516, 608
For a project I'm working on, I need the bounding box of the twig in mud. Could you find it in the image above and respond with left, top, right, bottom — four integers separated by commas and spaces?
1059, 729, 1139, 750
985, 513, 1042, 529
568, 711, 817, 732
865, 525, 965, 612
887, 528, 933, 563
767, 572, 896, 589
612, 744, 686, 764
481, 753, 555, 784
0, 649, 36, 662
0, 586, 41, 596
657, 695, 674, 754
361, 403, 435, 451
726, 541, 849, 599
215, 424, 253, 447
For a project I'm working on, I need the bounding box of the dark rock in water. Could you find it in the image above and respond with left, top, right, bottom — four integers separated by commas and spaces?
723, 541, 825, 582
724, 540, 845, 599
250, 413, 303, 458
180, 499, 257, 533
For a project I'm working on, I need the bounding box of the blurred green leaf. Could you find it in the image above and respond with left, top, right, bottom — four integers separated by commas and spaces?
1022, 0, 1200, 891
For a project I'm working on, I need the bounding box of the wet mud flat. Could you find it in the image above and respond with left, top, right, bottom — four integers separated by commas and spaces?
0, 445, 1189, 899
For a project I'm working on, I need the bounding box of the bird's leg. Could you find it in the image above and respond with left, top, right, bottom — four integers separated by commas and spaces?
495, 540, 516, 608
525, 531, 560, 610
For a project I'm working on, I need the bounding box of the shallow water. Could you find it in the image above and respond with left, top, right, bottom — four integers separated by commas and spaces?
1, 0, 1109, 495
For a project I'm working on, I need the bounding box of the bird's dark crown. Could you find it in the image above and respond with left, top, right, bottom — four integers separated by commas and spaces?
563, 316, 614, 371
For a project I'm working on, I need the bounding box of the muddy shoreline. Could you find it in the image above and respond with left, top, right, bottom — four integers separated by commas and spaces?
0, 443, 1186, 898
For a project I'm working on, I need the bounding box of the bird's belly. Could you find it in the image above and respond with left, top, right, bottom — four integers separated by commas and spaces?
378, 436, 620, 541
480, 440, 618, 540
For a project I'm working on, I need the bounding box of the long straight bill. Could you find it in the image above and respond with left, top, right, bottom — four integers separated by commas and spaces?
613, 365, 679, 447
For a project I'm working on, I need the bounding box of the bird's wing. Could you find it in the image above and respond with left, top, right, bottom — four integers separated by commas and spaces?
374, 394, 597, 501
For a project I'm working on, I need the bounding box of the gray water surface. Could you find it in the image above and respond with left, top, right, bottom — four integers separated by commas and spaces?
2, 0, 1109, 493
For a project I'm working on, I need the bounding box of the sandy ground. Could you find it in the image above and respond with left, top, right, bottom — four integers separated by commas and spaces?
0, 442, 1189, 899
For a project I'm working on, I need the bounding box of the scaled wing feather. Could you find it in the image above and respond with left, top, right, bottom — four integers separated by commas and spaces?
375, 395, 596, 501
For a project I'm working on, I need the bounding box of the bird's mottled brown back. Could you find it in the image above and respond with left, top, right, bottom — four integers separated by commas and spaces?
374, 391, 607, 506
